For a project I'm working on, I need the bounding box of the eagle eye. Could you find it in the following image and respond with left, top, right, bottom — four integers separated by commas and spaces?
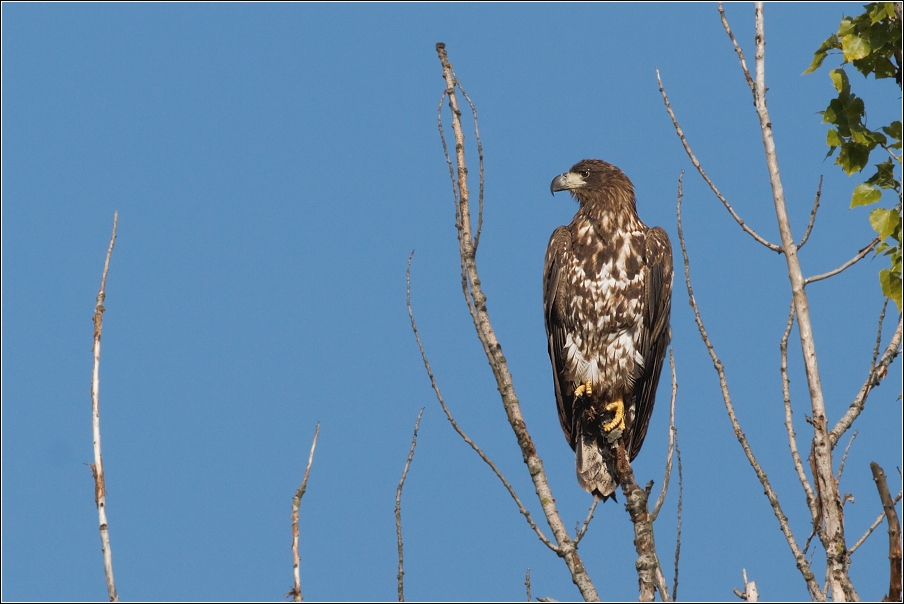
580, 170, 591, 178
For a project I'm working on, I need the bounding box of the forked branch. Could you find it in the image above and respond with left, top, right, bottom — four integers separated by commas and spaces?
433, 43, 599, 601
676, 173, 824, 599
91, 211, 119, 603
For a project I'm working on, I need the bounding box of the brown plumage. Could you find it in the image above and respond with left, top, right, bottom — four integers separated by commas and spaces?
545, 159, 673, 500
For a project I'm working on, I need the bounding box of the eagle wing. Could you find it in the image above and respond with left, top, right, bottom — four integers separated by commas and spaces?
543, 226, 578, 449
627, 226, 674, 459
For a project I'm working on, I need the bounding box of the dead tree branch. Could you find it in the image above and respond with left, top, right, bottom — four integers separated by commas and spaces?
613, 447, 671, 602
676, 172, 824, 599
797, 177, 823, 250
672, 436, 683, 603
396, 408, 424, 602
525, 569, 532, 602
290, 423, 320, 603
805, 237, 881, 285
741, 4, 852, 598
850, 491, 904, 555
780, 302, 819, 524
830, 315, 903, 449
434, 43, 600, 601
733, 569, 759, 602
91, 211, 119, 603
652, 349, 678, 522
407, 253, 554, 550
656, 71, 782, 253
870, 463, 902, 602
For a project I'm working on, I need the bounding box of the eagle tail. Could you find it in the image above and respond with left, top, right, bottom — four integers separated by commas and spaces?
575, 433, 618, 501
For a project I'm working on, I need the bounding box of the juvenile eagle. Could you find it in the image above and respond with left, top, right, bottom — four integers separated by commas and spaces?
545, 159, 673, 500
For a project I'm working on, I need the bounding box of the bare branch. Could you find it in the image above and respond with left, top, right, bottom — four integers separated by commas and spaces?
748, 5, 850, 598
780, 301, 819, 524
676, 172, 824, 599
672, 436, 683, 603
652, 349, 677, 521
407, 253, 554, 550
91, 211, 119, 603
836, 432, 857, 484
613, 446, 672, 602
872, 299, 890, 370
573, 500, 599, 546
434, 43, 599, 600
718, 3, 755, 94
830, 315, 903, 448
456, 84, 485, 251
870, 463, 903, 602
805, 237, 880, 284
733, 569, 759, 602
525, 569, 532, 603
850, 491, 903, 554
656, 70, 782, 253
396, 408, 424, 602
797, 176, 823, 250
290, 423, 320, 603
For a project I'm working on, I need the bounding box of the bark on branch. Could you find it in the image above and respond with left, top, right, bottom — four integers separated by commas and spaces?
870, 462, 902, 602
396, 408, 424, 602
290, 423, 320, 602
91, 211, 119, 603
433, 42, 599, 601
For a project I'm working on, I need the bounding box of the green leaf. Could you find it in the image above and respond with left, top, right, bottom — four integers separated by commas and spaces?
849, 125, 874, 145
837, 17, 855, 37
837, 143, 870, 174
868, 207, 899, 237
878, 268, 902, 311
829, 68, 850, 94
826, 129, 843, 147
853, 183, 884, 207
822, 98, 845, 126
866, 160, 898, 188
804, 34, 840, 74
882, 121, 902, 146
842, 33, 872, 61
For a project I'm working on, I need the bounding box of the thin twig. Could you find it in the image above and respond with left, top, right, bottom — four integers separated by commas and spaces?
836, 432, 857, 483
91, 211, 119, 603
805, 237, 881, 284
525, 569, 532, 602
718, 3, 755, 94
406, 252, 554, 550
396, 408, 424, 602
574, 500, 599, 546
652, 349, 677, 521
870, 463, 903, 602
872, 300, 890, 371
290, 423, 320, 603
797, 176, 823, 250
434, 43, 599, 600
456, 84, 484, 251
672, 435, 683, 603
850, 491, 903, 554
830, 315, 903, 448
656, 70, 782, 253
676, 172, 824, 599
780, 301, 819, 524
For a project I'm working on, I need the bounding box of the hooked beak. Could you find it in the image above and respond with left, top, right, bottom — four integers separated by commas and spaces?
550, 172, 586, 195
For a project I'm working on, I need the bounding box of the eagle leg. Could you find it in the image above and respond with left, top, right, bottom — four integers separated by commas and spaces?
603, 399, 626, 432
574, 380, 593, 398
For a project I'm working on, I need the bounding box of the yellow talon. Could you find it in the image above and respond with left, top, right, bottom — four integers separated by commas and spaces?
603, 399, 626, 432
574, 380, 593, 398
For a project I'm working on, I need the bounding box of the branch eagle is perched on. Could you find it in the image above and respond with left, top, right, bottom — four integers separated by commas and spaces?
545, 159, 673, 500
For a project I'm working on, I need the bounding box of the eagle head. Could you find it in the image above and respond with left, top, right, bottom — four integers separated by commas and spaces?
550, 159, 634, 207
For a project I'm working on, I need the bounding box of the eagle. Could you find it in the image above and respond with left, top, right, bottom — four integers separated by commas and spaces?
544, 159, 673, 500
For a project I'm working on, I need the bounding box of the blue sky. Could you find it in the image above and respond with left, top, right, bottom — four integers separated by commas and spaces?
3, 3, 901, 602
